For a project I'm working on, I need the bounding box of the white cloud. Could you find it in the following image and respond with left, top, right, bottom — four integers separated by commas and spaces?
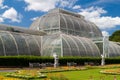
0, 0, 8, 9
24, 0, 58, 12
1, 5, 8, 9
102, 31, 109, 36
0, 0, 20, 23
80, 7, 107, 19
72, 5, 81, 9
24, 0, 78, 12
2, 7, 22, 22
79, 7, 120, 29
31, 17, 39, 21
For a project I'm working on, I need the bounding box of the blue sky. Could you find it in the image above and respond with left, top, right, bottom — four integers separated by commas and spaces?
0, 0, 120, 36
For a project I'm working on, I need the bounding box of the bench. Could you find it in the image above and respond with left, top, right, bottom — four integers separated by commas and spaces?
29, 63, 41, 68
29, 62, 54, 68
67, 62, 77, 67
84, 62, 99, 66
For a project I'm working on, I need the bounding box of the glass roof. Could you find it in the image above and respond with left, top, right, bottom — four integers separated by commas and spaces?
108, 42, 120, 57
30, 8, 102, 38
41, 33, 101, 57
0, 31, 41, 56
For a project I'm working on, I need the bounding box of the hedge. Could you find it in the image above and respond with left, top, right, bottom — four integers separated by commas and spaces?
0, 56, 120, 67
0, 56, 53, 67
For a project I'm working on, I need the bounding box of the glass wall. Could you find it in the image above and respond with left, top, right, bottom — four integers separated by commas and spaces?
95, 43, 103, 54
41, 34, 61, 56
41, 34, 100, 57
0, 31, 120, 57
108, 42, 120, 57
0, 31, 41, 56
0, 32, 17, 56
62, 34, 101, 57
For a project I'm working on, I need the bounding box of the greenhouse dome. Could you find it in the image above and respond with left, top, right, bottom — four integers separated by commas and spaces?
0, 8, 120, 57
41, 34, 101, 57
30, 8, 102, 38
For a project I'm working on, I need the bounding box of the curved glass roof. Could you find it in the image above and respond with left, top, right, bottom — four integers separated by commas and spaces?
62, 34, 100, 57
108, 42, 120, 57
30, 8, 102, 38
0, 30, 120, 57
0, 31, 41, 56
41, 34, 61, 56
41, 34, 100, 57
0, 24, 46, 36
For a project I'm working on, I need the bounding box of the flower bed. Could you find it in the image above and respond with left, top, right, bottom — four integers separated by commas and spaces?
5, 69, 46, 79
5, 66, 86, 79
40, 66, 87, 73
0, 75, 20, 80
100, 69, 120, 75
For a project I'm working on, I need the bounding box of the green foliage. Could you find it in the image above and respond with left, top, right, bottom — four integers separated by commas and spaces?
109, 30, 120, 42
6, 71, 47, 79
59, 57, 101, 65
105, 58, 120, 64
0, 56, 120, 67
0, 56, 53, 67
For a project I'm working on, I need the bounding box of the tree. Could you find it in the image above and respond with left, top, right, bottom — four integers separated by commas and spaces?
109, 30, 120, 42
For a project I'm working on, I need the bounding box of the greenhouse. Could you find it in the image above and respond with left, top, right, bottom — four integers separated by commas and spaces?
0, 30, 41, 56
41, 33, 100, 57
0, 8, 120, 57
30, 8, 102, 38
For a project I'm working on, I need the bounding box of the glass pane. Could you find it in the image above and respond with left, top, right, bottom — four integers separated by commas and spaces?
1, 32, 17, 56
42, 34, 61, 56
60, 14, 67, 29
62, 38, 71, 56
0, 36, 4, 56
12, 33, 30, 55
33, 36, 41, 55
25, 35, 40, 56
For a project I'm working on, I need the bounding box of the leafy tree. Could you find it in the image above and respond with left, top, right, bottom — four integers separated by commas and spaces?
109, 30, 120, 42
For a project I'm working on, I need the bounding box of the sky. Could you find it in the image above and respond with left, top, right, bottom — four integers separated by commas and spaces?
0, 0, 120, 36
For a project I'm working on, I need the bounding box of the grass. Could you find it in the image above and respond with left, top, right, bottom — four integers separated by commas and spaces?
0, 65, 120, 80
0, 72, 21, 80
46, 69, 120, 80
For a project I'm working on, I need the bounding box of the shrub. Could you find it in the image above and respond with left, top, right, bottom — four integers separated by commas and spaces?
0, 56, 120, 67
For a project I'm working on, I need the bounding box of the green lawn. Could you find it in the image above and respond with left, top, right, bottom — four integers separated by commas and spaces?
0, 68, 120, 80
48, 69, 120, 80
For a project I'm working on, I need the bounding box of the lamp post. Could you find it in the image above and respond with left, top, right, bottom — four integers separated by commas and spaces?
53, 53, 59, 68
